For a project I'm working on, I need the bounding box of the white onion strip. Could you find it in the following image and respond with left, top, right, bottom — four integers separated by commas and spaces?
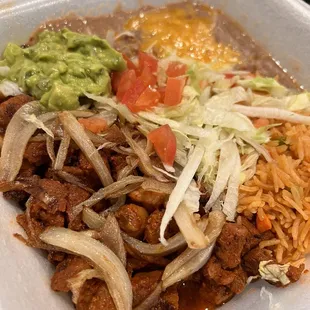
160, 141, 205, 245
0, 102, 57, 181
162, 211, 225, 287
100, 214, 127, 266
83, 208, 106, 230
40, 227, 132, 310
122, 231, 186, 256
162, 242, 215, 289
234, 104, 310, 125
122, 219, 208, 256
173, 203, 207, 249
72, 175, 144, 218
59, 111, 113, 187
121, 127, 167, 182
54, 130, 71, 170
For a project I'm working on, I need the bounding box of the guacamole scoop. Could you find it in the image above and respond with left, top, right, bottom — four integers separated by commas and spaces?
1, 29, 126, 110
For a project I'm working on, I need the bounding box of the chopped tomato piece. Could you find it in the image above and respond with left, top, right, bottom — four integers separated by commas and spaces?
116, 70, 137, 101
122, 54, 138, 71
111, 71, 123, 93
140, 65, 157, 87
139, 51, 158, 73
158, 86, 166, 102
166, 62, 187, 77
164, 77, 186, 106
148, 125, 176, 167
253, 118, 270, 128
121, 79, 147, 110
256, 210, 272, 233
78, 117, 107, 134
131, 86, 160, 113
199, 80, 208, 90
225, 73, 235, 79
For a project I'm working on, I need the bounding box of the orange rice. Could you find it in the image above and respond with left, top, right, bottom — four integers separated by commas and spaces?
238, 119, 310, 265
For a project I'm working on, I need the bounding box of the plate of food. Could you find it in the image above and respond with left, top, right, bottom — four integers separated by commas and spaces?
0, 0, 310, 309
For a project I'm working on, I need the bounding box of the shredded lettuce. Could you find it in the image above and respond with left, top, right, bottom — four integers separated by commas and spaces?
238, 77, 288, 98
205, 140, 237, 211
259, 261, 290, 286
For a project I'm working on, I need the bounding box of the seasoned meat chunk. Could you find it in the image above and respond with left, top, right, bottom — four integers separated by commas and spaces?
78, 150, 110, 172
0, 94, 33, 129
3, 190, 29, 205
47, 251, 67, 265
287, 264, 305, 283
215, 223, 248, 269
24, 142, 49, 166
109, 154, 127, 180
161, 285, 179, 309
144, 210, 178, 244
243, 247, 273, 276
51, 256, 91, 292
129, 187, 167, 212
132, 271, 163, 307
116, 204, 148, 238
145, 210, 164, 244
77, 278, 116, 310
199, 279, 234, 306
202, 256, 235, 286
228, 266, 247, 294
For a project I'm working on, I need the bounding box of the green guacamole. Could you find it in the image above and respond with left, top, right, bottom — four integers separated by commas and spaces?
0, 29, 126, 110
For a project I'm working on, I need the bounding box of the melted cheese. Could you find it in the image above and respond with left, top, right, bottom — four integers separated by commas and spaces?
125, 4, 240, 70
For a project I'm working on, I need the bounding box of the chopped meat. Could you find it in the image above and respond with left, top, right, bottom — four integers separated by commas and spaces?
144, 210, 178, 244
66, 183, 90, 231
24, 142, 49, 166
30, 199, 65, 227
145, 210, 164, 244
129, 187, 167, 212
3, 190, 29, 205
202, 256, 235, 286
199, 279, 234, 306
103, 124, 126, 144
132, 271, 163, 307
114, 35, 140, 58
161, 285, 179, 309
61, 166, 101, 190
77, 278, 116, 310
243, 247, 273, 276
51, 255, 91, 292
125, 243, 170, 267
215, 223, 248, 269
227, 266, 247, 294
287, 264, 305, 283
78, 150, 110, 172
47, 251, 67, 265
0, 94, 33, 130
237, 216, 275, 255
109, 154, 128, 180
116, 204, 149, 238
126, 257, 150, 276
202, 256, 247, 294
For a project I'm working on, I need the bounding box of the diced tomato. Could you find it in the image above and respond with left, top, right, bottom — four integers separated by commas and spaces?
121, 79, 147, 110
116, 70, 137, 101
166, 62, 187, 77
138, 51, 158, 73
111, 71, 123, 93
199, 80, 208, 90
140, 65, 157, 87
225, 73, 235, 79
148, 125, 176, 167
158, 86, 166, 102
122, 54, 138, 71
131, 86, 160, 113
78, 117, 107, 134
164, 77, 186, 106
253, 118, 270, 128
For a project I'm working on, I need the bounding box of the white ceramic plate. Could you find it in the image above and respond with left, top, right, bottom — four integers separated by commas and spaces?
1, 1, 310, 309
